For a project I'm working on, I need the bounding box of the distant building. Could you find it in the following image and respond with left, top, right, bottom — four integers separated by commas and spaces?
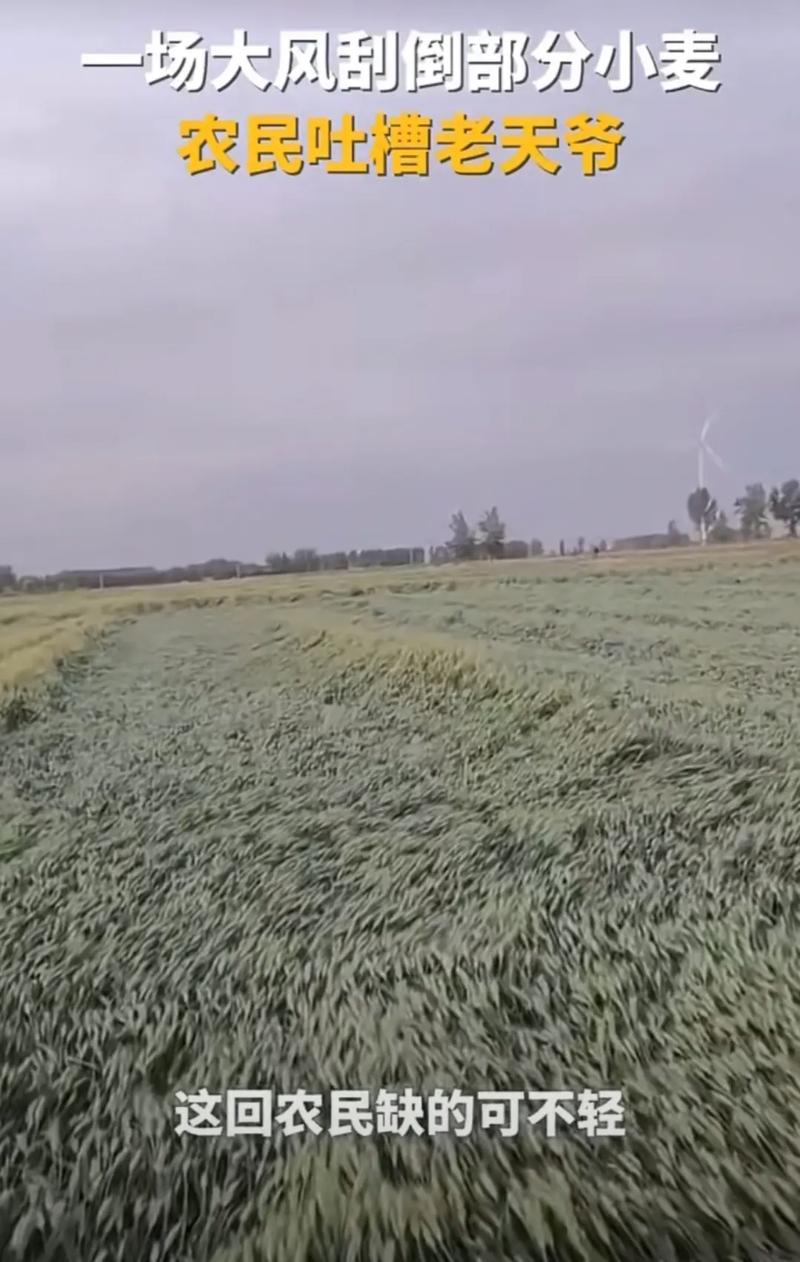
54, 567, 159, 589
612, 532, 689, 552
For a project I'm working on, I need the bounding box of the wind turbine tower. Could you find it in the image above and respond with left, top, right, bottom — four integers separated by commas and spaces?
697, 413, 727, 545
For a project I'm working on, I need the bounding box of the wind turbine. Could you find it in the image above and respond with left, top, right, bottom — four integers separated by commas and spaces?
697, 413, 728, 544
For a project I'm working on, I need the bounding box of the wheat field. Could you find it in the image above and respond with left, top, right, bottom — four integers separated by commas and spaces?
1, 544, 800, 1260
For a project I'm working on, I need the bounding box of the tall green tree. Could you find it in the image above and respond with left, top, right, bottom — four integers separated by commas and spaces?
477, 506, 506, 559
734, 483, 771, 540
687, 488, 717, 541
447, 512, 476, 561
769, 479, 800, 537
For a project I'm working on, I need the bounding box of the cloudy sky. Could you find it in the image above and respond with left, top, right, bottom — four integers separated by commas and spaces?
2, 2, 798, 571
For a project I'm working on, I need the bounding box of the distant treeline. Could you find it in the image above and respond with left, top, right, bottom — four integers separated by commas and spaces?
3, 478, 798, 596
265, 548, 425, 574
3, 560, 266, 593
429, 538, 545, 564
0, 549, 429, 593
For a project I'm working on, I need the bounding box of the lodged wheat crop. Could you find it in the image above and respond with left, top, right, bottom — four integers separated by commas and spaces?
1, 546, 800, 1260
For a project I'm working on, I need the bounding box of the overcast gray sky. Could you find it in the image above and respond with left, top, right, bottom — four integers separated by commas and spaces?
2, 3, 798, 571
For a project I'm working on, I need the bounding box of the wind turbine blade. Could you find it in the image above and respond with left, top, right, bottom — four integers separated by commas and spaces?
700, 412, 718, 443
703, 440, 728, 473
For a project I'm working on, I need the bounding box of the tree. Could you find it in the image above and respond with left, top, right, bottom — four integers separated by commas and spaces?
447, 511, 476, 561
687, 488, 717, 543
477, 506, 506, 559
558, 539, 565, 557
734, 483, 770, 540
530, 538, 544, 557
320, 552, 348, 570
577, 536, 585, 554
708, 510, 737, 544
265, 551, 291, 573
769, 479, 800, 537
265, 548, 323, 573
293, 549, 320, 571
